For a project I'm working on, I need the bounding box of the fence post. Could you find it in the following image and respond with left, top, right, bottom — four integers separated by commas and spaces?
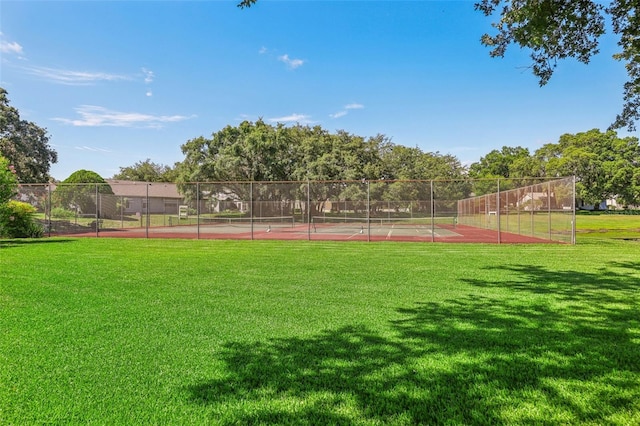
530, 185, 534, 237
548, 180, 552, 241
196, 182, 200, 240
145, 183, 149, 239
307, 181, 311, 241
366, 180, 371, 242
518, 187, 521, 236
47, 183, 52, 237
572, 176, 577, 245
250, 181, 254, 240
431, 180, 435, 242
497, 179, 501, 244
95, 184, 99, 237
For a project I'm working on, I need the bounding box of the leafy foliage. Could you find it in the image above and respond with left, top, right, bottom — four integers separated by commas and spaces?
179, 120, 465, 184
112, 158, 177, 182
238, 1, 640, 130
53, 170, 115, 217
0, 88, 57, 182
537, 129, 640, 207
50, 207, 76, 219
469, 146, 532, 179
0, 155, 18, 204
0, 156, 38, 237
237, 0, 257, 8
0, 200, 43, 238
177, 120, 469, 214
468, 146, 535, 194
476, 0, 640, 130
469, 130, 640, 206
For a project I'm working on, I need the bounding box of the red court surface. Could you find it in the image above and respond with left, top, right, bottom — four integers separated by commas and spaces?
58, 222, 562, 244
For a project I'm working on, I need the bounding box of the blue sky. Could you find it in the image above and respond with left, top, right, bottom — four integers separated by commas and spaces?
0, 0, 631, 181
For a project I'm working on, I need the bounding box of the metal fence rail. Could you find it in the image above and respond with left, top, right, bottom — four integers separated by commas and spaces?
11, 177, 575, 243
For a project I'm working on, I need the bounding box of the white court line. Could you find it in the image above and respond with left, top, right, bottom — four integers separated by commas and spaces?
386, 224, 394, 239
347, 232, 362, 239
347, 226, 365, 239
420, 228, 440, 237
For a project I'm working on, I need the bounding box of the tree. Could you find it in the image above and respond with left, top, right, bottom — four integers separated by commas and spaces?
535, 129, 640, 208
0, 155, 18, 205
239, 1, 640, 130
112, 159, 177, 182
177, 120, 472, 216
467, 146, 536, 195
177, 120, 300, 215
476, 0, 639, 130
53, 170, 116, 217
375, 145, 470, 213
0, 88, 57, 182
469, 146, 532, 180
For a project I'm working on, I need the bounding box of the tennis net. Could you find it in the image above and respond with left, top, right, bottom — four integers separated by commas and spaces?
311, 216, 456, 232
198, 216, 296, 228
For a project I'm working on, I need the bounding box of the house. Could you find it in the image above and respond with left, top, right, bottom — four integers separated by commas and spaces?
106, 180, 185, 215
517, 191, 558, 210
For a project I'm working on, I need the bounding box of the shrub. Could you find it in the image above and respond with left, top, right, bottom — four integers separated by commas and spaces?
51, 207, 76, 219
0, 200, 44, 238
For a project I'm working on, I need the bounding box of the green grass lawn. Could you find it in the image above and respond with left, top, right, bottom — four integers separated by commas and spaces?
1, 238, 639, 424
576, 213, 640, 240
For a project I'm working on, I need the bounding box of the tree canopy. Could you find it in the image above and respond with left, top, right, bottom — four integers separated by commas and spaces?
476, 0, 639, 130
0, 88, 58, 183
468, 146, 532, 180
178, 120, 466, 184
112, 159, 177, 182
469, 129, 640, 207
177, 120, 470, 215
467, 146, 535, 195
53, 170, 114, 215
535, 129, 640, 207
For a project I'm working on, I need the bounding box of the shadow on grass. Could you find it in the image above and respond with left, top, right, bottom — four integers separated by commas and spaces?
0, 238, 76, 248
187, 263, 639, 424
462, 262, 640, 305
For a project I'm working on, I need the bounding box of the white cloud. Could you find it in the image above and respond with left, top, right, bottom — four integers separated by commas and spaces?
345, 103, 364, 110
0, 33, 23, 55
142, 67, 154, 84
75, 146, 112, 153
0, 40, 23, 55
54, 105, 195, 128
268, 113, 312, 124
329, 111, 348, 119
330, 103, 364, 119
278, 54, 304, 69
146, 90, 153, 97
259, 46, 268, 54
24, 66, 130, 85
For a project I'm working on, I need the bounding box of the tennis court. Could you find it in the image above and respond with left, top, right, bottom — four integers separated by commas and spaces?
19, 177, 575, 243
67, 215, 558, 243
165, 215, 461, 241
309, 216, 461, 240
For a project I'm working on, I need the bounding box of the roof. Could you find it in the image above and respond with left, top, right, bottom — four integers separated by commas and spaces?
106, 180, 183, 199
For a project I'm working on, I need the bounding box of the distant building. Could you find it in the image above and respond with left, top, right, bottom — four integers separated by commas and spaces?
517, 191, 558, 210
106, 180, 184, 215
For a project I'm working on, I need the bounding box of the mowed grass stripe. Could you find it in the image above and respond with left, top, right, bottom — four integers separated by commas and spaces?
1, 238, 639, 424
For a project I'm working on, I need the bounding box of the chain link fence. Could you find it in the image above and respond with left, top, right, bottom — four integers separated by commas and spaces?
11, 177, 574, 243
